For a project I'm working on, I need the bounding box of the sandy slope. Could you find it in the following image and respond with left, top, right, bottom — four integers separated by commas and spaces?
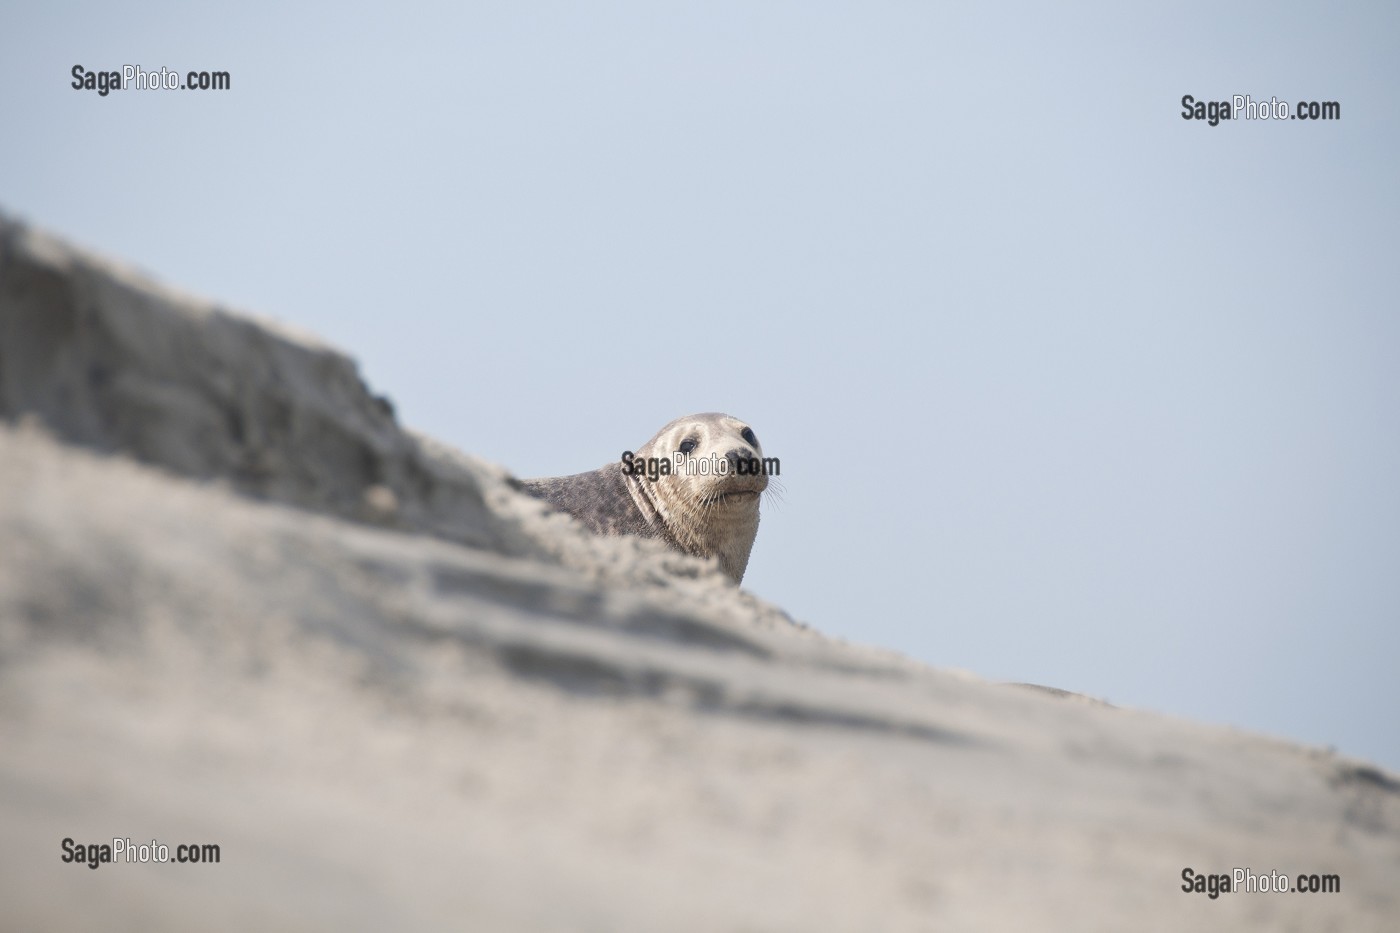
1, 212, 1396, 931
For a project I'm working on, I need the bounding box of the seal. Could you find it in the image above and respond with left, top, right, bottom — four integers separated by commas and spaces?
520, 413, 770, 583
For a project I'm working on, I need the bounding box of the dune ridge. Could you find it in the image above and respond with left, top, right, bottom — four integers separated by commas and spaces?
1, 212, 1395, 932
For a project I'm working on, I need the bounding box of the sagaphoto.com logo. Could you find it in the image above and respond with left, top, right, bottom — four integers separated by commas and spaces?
71, 64, 231, 97
1181, 94, 1340, 126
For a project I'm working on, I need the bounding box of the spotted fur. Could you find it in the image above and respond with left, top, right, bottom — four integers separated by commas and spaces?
521, 412, 768, 583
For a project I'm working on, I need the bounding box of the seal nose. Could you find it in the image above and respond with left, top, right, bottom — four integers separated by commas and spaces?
724, 448, 754, 471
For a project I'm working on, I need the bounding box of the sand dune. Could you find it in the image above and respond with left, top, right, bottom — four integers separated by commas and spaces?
1, 212, 1395, 931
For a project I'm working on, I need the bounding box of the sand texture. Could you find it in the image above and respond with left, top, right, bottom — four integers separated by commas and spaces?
2, 212, 1396, 931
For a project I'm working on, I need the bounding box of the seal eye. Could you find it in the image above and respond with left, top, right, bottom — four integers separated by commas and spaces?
679, 438, 697, 455
741, 427, 758, 448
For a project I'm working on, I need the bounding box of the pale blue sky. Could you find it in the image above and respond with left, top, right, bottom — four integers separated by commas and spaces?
4, 2, 1397, 769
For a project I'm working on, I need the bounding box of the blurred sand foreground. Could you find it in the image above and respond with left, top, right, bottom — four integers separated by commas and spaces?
0, 212, 1396, 931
